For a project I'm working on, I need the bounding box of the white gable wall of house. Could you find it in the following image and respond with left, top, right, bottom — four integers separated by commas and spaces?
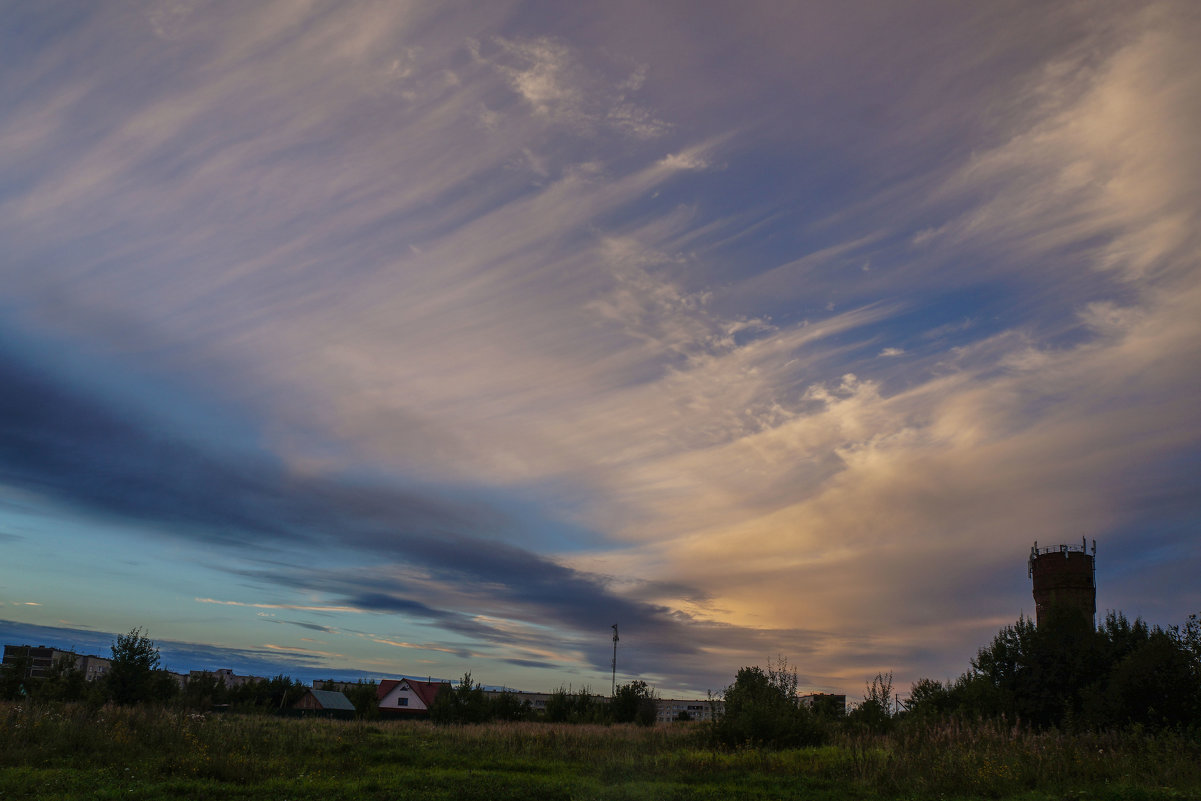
379, 680, 428, 710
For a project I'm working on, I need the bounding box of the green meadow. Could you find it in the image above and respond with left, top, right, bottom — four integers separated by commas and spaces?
2, 702, 1199, 800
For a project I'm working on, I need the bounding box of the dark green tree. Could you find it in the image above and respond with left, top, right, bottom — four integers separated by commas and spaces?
489, 691, 533, 722
847, 671, 894, 733
1105, 629, 1196, 728
226, 677, 261, 708
180, 672, 228, 710
544, 685, 607, 723
715, 657, 824, 748
915, 608, 1201, 731
1079, 613, 1200, 730
150, 667, 180, 703
262, 675, 307, 710
1171, 612, 1201, 683
904, 677, 953, 720
431, 672, 489, 724
965, 608, 1104, 728
611, 680, 658, 726
343, 680, 380, 719
0, 648, 33, 700
225, 675, 303, 710
543, 686, 573, 723
106, 628, 169, 705
38, 654, 86, 702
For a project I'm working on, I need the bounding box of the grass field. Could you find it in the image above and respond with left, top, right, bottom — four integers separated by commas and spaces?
2, 702, 1199, 800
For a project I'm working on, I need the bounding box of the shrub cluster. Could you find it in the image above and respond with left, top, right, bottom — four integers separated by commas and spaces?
0, 629, 310, 711
6, 607, 1197, 740
430, 673, 658, 725
429, 672, 526, 724
713, 657, 827, 748
711, 608, 1200, 749
609, 679, 657, 726
906, 609, 1201, 731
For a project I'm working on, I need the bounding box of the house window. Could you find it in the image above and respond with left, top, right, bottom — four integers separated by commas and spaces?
398, 697, 408, 706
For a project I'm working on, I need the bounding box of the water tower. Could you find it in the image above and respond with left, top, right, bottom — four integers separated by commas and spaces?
1029, 538, 1096, 627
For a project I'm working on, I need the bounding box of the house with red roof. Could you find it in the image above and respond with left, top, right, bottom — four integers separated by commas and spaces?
377, 678, 449, 715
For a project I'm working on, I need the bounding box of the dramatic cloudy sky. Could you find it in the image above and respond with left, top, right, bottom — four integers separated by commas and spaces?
2, 1, 1199, 697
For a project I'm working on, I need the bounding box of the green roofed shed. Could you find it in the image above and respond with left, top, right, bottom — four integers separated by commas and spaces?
294, 689, 356, 712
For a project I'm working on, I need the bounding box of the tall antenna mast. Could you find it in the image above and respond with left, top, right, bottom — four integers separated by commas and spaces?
611, 623, 619, 697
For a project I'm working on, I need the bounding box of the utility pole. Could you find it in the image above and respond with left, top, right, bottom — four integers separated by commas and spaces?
611, 623, 619, 697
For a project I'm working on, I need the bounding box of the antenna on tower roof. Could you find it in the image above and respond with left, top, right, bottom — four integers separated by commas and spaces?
611, 623, 619, 698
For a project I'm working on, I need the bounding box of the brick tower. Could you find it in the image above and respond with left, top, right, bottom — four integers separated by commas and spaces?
1028, 539, 1096, 627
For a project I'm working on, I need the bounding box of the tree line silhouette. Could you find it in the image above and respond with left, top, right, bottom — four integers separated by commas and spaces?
4, 607, 1198, 744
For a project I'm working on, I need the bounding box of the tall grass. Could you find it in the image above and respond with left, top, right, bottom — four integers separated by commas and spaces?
2, 701, 1198, 799
0, 701, 353, 783
831, 718, 1201, 797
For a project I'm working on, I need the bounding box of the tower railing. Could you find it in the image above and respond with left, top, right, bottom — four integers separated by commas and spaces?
1028, 538, 1096, 578
1030, 537, 1095, 557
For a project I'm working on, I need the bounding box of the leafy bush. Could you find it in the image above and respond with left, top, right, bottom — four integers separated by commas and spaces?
907, 608, 1201, 731
344, 680, 381, 720
714, 657, 825, 748
544, 686, 608, 724
847, 672, 893, 733
611, 680, 657, 726
226, 674, 307, 710
0, 650, 32, 700
180, 672, 228, 710
904, 677, 953, 721
431, 672, 490, 724
489, 691, 534, 722
105, 628, 177, 705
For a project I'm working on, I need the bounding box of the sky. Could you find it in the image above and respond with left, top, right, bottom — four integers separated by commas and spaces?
1, 0, 1199, 699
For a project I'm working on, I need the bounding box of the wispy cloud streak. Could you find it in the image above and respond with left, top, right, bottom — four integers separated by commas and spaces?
0, 1, 1198, 695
